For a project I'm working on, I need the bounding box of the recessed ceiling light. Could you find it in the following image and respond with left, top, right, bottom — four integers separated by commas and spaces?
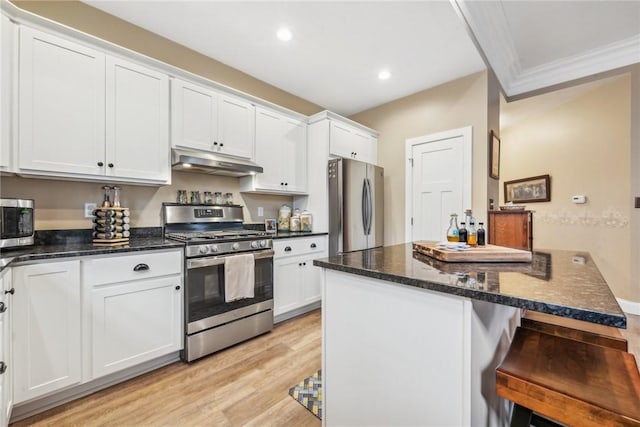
276, 27, 292, 42
378, 70, 391, 80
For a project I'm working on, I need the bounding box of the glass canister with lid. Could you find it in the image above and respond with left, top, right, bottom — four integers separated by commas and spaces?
290, 209, 301, 232
278, 205, 291, 232
300, 211, 313, 232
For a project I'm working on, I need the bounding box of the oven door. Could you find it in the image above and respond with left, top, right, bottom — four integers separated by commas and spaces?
185, 249, 273, 334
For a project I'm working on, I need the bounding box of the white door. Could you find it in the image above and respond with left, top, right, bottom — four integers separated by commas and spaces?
282, 116, 307, 192
406, 127, 472, 242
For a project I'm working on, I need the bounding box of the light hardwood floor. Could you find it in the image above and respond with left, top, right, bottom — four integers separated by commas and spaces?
12, 310, 322, 427
10, 310, 640, 426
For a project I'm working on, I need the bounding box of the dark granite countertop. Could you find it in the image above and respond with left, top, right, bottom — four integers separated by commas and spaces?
314, 243, 626, 328
271, 231, 328, 239
0, 228, 183, 272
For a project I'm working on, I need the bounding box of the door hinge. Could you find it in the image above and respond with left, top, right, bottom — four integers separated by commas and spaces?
409, 158, 414, 167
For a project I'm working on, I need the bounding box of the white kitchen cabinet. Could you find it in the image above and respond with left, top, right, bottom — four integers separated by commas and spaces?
171, 78, 255, 160
330, 120, 377, 165
13, 260, 82, 404
83, 249, 182, 379
105, 57, 169, 182
240, 107, 307, 194
1, 13, 15, 173
18, 27, 170, 184
0, 268, 13, 427
273, 236, 326, 322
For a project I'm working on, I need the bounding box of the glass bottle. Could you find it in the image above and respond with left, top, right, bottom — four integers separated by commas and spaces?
477, 222, 486, 246
101, 185, 111, 207
203, 191, 213, 205
464, 209, 475, 228
111, 186, 121, 208
446, 213, 460, 242
467, 220, 477, 246
224, 193, 233, 205
214, 192, 223, 205
458, 222, 468, 243
177, 190, 187, 204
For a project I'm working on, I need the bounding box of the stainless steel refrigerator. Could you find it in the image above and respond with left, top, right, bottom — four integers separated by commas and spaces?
328, 158, 384, 256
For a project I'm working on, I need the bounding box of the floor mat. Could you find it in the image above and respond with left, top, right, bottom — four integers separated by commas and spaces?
288, 370, 322, 420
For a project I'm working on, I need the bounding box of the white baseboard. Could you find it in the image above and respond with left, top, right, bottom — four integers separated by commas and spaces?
617, 298, 640, 315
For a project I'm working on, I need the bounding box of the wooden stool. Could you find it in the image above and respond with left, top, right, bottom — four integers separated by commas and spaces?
496, 327, 640, 427
521, 310, 628, 351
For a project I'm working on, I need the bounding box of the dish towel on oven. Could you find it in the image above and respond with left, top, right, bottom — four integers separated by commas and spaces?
224, 253, 255, 302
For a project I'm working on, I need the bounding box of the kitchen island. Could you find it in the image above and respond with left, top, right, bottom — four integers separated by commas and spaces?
313, 243, 626, 426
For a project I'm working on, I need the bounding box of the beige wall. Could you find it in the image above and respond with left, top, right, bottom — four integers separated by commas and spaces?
350, 71, 490, 246
500, 75, 632, 300
11, 0, 323, 116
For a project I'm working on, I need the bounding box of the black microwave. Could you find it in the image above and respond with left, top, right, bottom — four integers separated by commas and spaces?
0, 198, 35, 248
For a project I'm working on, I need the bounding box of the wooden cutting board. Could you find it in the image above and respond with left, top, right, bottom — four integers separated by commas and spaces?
413, 241, 532, 263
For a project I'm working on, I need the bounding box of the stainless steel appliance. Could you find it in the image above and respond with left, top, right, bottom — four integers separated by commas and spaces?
171, 148, 263, 177
162, 203, 273, 362
328, 158, 384, 256
0, 198, 34, 249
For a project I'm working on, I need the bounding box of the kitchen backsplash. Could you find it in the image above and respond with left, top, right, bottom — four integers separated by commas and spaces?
0, 172, 293, 230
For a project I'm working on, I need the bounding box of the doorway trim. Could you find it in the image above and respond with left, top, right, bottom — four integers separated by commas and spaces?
405, 126, 473, 243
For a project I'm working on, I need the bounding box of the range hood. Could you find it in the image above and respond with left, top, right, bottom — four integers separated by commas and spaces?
171, 149, 263, 177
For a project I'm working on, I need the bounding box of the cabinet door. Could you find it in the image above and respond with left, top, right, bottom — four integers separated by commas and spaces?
91, 276, 182, 379
13, 260, 81, 404
171, 78, 218, 151
300, 257, 322, 305
274, 258, 302, 316
281, 117, 307, 193
0, 14, 14, 172
329, 121, 355, 159
253, 107, 284, 191
18, 27, 105, 175
0, 269, 12, 427
488, 212, 531, 250
218, 95, 255, 159
105, 57, 170, 183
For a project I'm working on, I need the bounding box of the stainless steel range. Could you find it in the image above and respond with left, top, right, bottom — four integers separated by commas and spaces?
162, 203, 274, 362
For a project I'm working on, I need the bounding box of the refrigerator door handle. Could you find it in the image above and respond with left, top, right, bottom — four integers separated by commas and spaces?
361, 178, 368, 234
364, 178, 372, 235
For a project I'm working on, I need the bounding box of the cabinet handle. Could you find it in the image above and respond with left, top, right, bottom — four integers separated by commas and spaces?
220, 143, 224, 147
0, 362, 6, 375
175, 285, 181, 290
281, 182, 284, 186
310, 243, 317, 248
133, 263, 150, 272
5, 288, 14, 295
108, 163, 114, 168
284, 246, 292, 252
97, 161, 104, 167
302, 262, 306, 266
284, 182, 288, 186
213, 141, 218, 146
0, 303, 5, 313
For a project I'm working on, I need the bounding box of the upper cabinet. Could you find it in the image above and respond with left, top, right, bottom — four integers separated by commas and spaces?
240, 106, 307, 195
1, 13, 15, 173
17, 27, 170, 185
171, 78, 255, 160
330, 121, 378, 165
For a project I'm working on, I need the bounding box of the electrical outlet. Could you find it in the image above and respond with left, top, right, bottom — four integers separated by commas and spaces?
84, 202, 97, 218
257, 207, 264, 217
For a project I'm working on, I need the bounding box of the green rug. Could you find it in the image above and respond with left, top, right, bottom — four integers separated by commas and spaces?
288, 370, 322, 420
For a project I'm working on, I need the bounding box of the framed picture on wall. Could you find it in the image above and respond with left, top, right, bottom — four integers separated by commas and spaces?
504, 174, 551, 203
489, 130, 500, 179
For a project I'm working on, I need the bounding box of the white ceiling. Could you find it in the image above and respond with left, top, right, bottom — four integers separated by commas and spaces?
85, 0, 640, 116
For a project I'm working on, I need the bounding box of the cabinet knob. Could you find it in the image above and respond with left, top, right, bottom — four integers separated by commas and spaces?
281, 182, 284, 186
108, 163, 114, 168
175, 285, 181, 290
0, 303, 6, 313
213, 141, 218, 146
284, 182, 288, 186
133, 263, 150, 272
97, 161, 104, 167
220, 143, 224, 147
5, 288, 14, 295
310, 243, 317, 248
0, 362, 6, 375
284, 246, 292, 252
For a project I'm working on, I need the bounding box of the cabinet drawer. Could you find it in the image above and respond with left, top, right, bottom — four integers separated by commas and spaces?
84, 249, 182, 286
273, 236, 326, 259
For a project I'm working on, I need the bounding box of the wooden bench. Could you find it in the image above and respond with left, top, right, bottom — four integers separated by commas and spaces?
521, 310, 628, 351
496, 326, 640, 426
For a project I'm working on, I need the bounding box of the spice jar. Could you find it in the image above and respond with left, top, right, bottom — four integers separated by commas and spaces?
101, 185, 111, 207
190, 191, 201, 205
177, 190, 187, 204
224, 193, 234, 206
278, 205, 291, 232
214, 192, 223, 205
204, 191, 213, 205
290, 209, 301, 232
111, 186, 121, 208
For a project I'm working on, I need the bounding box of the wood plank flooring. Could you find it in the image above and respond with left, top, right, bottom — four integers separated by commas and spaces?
10, 310, 640, 426
12, 310, 322, 427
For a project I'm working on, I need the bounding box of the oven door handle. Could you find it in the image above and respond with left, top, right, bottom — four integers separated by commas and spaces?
187, 249, 274, 269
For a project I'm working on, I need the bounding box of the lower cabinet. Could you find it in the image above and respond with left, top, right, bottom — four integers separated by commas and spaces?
273, 236, 327, 321
0, 268, 13, 427
90, 276, 182, 379
13, 260, 82, 404
11, 248, 183, 406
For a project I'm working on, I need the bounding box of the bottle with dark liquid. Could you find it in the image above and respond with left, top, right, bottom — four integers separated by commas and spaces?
458, 222, 468, 243
477, 222, 486, 246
